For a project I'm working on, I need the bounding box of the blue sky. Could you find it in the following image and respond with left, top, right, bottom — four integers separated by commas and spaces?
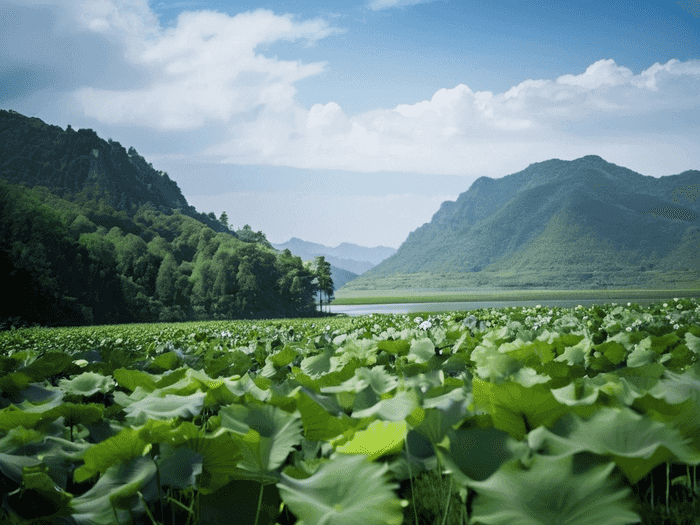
2, 0, 699, 247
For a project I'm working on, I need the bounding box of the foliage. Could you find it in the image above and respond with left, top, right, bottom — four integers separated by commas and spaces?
0, 110, 320, 327
0, 298, 699, 524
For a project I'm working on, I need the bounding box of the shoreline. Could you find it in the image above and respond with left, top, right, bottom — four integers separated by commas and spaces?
331, 288, 700, 305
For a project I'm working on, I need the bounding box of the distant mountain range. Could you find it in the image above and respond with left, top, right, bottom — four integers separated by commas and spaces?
271, 238, 397, 289
342, 155, 700, 291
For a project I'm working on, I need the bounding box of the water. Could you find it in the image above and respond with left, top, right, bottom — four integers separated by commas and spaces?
330, 298, 672, 316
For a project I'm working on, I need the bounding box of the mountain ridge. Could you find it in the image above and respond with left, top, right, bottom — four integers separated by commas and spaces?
0, 109, 231, 236
342, 155, 700, 291
272, 237, 397, 275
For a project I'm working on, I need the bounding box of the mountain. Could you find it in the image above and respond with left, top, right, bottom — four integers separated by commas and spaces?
272, 238, 397, 275
342, 155, 700, 291
0, 109, 229, 235
0, 110, 319, 327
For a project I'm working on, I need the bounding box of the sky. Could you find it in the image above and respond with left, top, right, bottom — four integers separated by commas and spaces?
2, 0, 699, 248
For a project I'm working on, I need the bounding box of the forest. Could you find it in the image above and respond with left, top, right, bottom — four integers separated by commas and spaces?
0, 110, 333, 328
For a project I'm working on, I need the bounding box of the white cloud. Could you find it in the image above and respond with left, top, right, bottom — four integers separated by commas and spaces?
70, 2, 342, 129
20, 1, 699, 178
205, 57, 700, 176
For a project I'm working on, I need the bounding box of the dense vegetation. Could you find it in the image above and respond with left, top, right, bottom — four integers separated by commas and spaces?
1, 299, 699, 524
0, 110, 326, 327
345, 155, 700, 291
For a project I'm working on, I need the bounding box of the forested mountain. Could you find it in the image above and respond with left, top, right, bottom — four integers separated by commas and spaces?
343, 155, 700, 291
0, 110, 319, 327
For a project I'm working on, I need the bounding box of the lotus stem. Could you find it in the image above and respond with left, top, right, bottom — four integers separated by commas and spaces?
666, 462, 670, 515
440, 474, 452, 525
404, 434, 419, 525
254, 477, 264, 525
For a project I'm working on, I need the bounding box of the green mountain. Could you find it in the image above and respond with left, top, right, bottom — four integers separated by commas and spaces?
0, 109, 319, 327
342, 155, 700, 291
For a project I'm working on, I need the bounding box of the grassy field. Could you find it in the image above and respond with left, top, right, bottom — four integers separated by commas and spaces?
331, 287, 700, 305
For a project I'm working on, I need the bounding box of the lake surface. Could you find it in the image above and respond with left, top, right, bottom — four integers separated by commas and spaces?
330, 298, 672, 316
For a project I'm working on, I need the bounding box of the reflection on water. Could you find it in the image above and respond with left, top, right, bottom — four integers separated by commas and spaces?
330, 298, 670, 316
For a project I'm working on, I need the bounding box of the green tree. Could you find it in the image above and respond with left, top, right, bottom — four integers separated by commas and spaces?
219, 211, 230, 230
314, 256, 333, 313
155, 253, 178, 306
236, 255, 257, 316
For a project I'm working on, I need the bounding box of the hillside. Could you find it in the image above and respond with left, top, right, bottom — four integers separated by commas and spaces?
0, 110, 319, 327
0, 109, 231, 235
342, 155, 700, 291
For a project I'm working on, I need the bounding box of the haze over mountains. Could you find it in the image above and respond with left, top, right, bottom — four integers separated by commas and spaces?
342, 155, 700, 292
271, 238, 397, 290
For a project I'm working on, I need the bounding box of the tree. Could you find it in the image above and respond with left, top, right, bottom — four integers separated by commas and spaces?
314, 256, 333, 313
155, 253, 178, 306
219, 211, 230, 230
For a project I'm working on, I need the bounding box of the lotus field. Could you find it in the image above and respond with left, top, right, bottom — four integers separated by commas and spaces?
1, 299, 700, 525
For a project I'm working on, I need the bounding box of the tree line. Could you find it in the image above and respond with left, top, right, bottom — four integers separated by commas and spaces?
0, 180, 333, 329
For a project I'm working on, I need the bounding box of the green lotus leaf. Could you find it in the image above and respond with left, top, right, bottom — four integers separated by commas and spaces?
122, 392, 206, 425
301, 346, 340, 378
295, 389, 350, 441
112, 368, 158, 392
74, 427, 148, 483
0, 451, 43, 484
137, 419, 200, 445
71, 455, 158, 525
408, 338, 435, 364
0, 405, 55, 432
550, 379, 601, 407
0, 426, 44, 451
351, 389, 419, 421
48, 403, 104, 437
686, 331, 700, 354
22, 352, 73, 382
185, 431, 245, 494
438, 427, 524, 485
278, 454, 404, 525
0, 372, 32, 395
13, 383, 64, 411
334, 419, 407, 461
156, 446, 203, 490
647, 367, 700, 405
21, 463, 73, 511
626, 337, 656, 367
528, 406, 700, 483
472, 379, 569, 441
59, 372, 115, 396
220, 403, 303, 472
467, 454, 640, 525
150, 351, 181, 371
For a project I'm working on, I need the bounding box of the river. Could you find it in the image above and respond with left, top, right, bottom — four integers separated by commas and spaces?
330, 298, 675, 316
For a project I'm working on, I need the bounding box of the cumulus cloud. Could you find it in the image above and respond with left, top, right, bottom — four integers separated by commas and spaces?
207, 58, 700, 176
68, 1, 342, 129
13, 1, 698, 177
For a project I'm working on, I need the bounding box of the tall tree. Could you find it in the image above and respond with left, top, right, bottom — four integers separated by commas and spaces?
219, 211, 230, 230
314, 256, 333, 312
155, 253, 178, 306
